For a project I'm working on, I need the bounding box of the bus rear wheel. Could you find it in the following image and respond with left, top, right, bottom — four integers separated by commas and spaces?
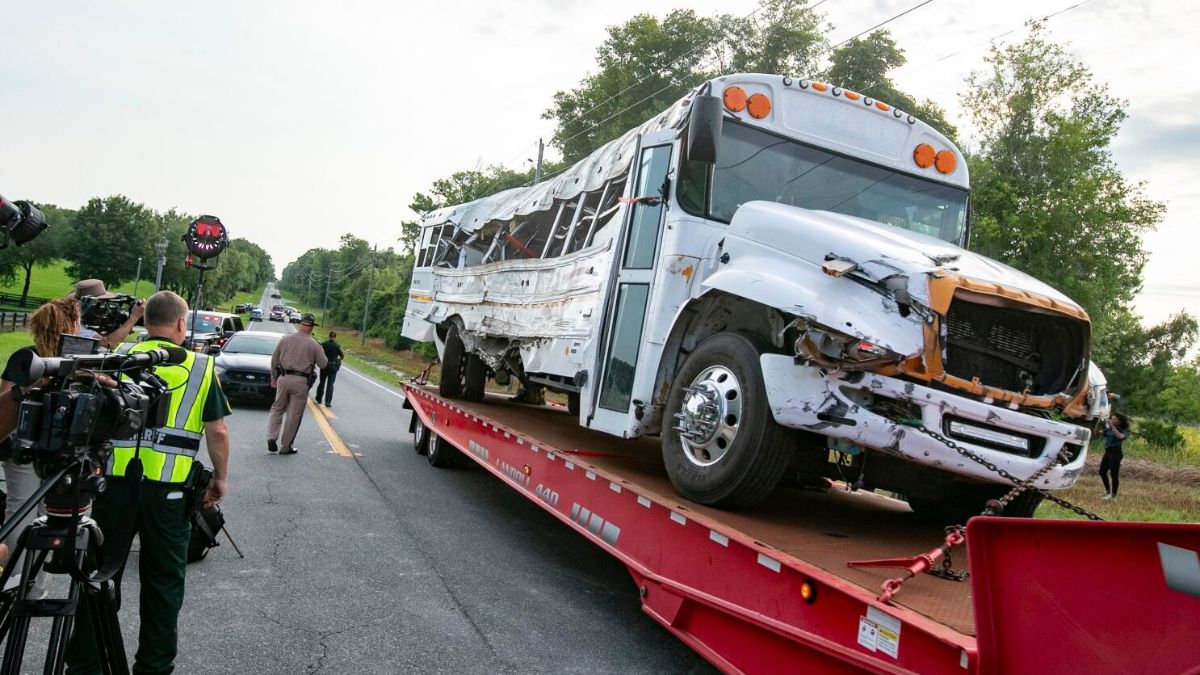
439, 324, 466, 398
463, 354, 487, 402
660, 332, 794, 507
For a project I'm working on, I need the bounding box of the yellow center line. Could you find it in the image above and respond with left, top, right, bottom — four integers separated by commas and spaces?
321, 408, 337, 419
307, 398, 352, 457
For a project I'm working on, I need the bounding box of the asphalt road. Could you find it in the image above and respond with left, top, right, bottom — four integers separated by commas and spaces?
94, 284, 714, 674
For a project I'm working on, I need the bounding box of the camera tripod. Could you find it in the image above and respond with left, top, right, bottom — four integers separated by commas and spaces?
0, 460, 133, 675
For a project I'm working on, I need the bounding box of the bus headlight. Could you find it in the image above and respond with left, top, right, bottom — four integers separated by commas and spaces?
791, 320, 902, 370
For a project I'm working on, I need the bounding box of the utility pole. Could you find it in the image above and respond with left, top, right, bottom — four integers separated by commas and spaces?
534, 138, 544, 184
153, 236, 168, 292
360, 245, 377, 346
133, 257, 143, 298
321, 264, 333, 327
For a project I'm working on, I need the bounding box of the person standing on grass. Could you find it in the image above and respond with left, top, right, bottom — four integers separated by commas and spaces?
1100, 413, 1130, 500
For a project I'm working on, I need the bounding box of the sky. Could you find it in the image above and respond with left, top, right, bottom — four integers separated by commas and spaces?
1, 0, 1197, 326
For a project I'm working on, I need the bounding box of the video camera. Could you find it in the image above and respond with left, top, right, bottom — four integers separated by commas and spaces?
0, 194, 47, 248
78, 294, 139, 335
5, 344, 187, 481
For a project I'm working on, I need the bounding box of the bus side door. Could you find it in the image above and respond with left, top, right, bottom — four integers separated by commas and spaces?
587, 133, 674, 436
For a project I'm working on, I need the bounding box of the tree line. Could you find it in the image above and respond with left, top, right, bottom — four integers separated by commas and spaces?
0, 195, 274, 307
281, 1, 1199, 426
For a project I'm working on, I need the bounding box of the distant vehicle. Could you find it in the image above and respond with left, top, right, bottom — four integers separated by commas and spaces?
234, 303, 253, 314
249, 307, 264, 322
271, 292, 282, 300
185, 311, 245, 352
269, 309, 286, 322
214, 330, 284, 402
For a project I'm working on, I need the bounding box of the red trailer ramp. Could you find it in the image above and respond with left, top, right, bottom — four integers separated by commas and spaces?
403, 385, 1200, 674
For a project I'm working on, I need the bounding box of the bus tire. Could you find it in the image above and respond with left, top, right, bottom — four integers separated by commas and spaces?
439, 324, 466, 398
660, 332, 794, 507
413, 416, 430, 456
463, 354, 487, 402
568, 392, 580, 417
427, 434, 456, 468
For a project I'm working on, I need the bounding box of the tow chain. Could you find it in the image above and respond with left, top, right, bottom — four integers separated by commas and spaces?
854, 423, 1104, 595
411, 359, 439, 386
911, 424, 1103, 522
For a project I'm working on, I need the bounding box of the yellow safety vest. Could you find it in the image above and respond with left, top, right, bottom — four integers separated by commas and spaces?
108, 338, 214, 483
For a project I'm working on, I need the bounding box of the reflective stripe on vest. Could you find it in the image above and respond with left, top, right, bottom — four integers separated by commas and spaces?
108, 339, 213, 483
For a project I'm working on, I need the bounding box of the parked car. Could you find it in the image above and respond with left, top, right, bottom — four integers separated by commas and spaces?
249, 307, 264, 322
271, 292, 281, 300
234, 303, 253, 314
269, 309, 285, 322
214, 330, 284, 402
185, 311, 245, 352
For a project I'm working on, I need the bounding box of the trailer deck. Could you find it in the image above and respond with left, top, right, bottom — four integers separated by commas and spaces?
459, 396, 977, 636
403, 384, 1200, 674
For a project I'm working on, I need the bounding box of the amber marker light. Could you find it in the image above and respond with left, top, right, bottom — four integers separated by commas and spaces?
747, 93, 771, 119
913, 143, 935, 169
844, 90, 860, 101
875, 101, 890, 112
935, 149, 957, 174
723, 86, 748, 112
800, 580, 817, 604
812, 82, 828, 91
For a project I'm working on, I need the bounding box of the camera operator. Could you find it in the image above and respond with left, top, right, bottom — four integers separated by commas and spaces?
67, 279, 144, 350
0, 298, 83, 595
66, 290, 231, 675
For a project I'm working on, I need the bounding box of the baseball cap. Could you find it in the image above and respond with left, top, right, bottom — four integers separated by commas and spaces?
300, 313, 317, 326
67, 279, 118, 301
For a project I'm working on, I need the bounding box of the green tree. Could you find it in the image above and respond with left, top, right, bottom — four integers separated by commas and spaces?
963, 25, 1164, 323
1159, 358, 1200, 424
960, 24, 1196, 413
63, 196, 157, 286
824, 31, 957, 140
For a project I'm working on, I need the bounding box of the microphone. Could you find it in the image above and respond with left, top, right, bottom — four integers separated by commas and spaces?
122, 345, 190, 368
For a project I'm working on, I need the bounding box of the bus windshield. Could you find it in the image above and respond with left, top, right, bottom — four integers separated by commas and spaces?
680, 122, 969, 245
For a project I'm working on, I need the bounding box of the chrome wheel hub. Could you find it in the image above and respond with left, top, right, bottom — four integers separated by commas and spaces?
672, 366, 742, 467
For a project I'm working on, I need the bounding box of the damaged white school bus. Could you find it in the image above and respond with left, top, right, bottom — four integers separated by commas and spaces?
402, 73, 1107, 520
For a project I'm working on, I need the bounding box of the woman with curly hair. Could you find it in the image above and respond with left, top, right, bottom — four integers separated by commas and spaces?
0, 298, 84, 588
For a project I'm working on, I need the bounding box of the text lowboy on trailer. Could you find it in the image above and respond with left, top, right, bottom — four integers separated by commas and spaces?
403, 386, 1200, 674
403, 73, 1110, 520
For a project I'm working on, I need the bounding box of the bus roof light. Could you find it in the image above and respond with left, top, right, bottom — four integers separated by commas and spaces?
747, 93, 771, 119
913, 144, 935, 169
723, 86, 748, 112
876, 101, 890, 112
844, 91, 859, 101
812, 82, 828, 92
935, 150, 957, 174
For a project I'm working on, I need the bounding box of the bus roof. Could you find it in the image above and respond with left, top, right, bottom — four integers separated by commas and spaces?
421, 73, 967, 233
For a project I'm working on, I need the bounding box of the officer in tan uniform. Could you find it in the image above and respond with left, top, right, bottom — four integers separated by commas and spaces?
267, 313, 327, 454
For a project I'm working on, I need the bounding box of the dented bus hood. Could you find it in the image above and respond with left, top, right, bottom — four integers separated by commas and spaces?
728, 201, 1079, 308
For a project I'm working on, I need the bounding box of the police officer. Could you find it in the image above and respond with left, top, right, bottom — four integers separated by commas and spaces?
67, 291, 231, 674
314, 330, 344, 407
267, 313, 326, 454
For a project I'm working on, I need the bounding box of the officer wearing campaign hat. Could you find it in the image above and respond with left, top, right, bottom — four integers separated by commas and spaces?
266, 313, 327, 454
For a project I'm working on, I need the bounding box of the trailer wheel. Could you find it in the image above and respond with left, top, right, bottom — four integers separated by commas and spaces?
427, 434, 456, 468
412, 417, 430, 456
660, 332, 794, 507
906, 485, 1044, 524
463, 354, 487, 402
439, 324, 466, 398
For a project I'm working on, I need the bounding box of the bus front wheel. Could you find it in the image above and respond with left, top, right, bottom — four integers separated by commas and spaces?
660, 332, 794, 507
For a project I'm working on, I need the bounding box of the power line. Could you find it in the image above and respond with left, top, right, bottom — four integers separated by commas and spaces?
857, 0, 1100, 93
827, 0, 937, 53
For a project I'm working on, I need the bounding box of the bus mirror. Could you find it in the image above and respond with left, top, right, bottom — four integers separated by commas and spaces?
686, 95, 722, 164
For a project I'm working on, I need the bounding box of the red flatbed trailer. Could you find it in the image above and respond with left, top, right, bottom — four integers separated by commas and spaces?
403, 384, 1200, 674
